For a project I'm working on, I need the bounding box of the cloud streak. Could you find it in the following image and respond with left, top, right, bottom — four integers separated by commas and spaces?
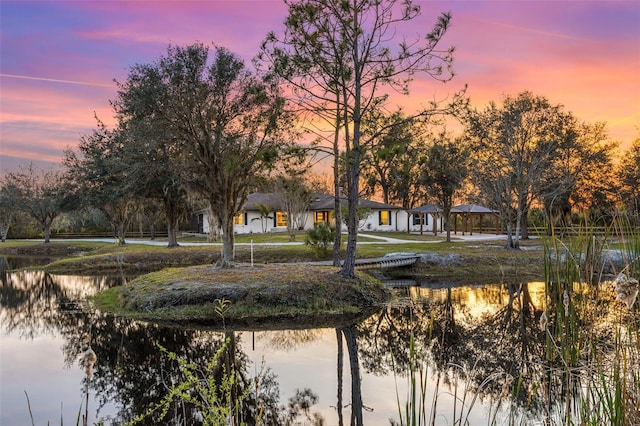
0, 0, 638, 173
0, 73, 115, 88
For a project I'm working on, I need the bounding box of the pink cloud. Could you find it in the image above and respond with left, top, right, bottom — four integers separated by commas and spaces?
1, 0, 638, 170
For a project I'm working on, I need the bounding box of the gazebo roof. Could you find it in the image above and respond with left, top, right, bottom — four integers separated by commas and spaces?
451, 204, 496, 214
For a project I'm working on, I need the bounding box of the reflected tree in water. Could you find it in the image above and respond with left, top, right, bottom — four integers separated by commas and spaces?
355, 282, 621, 422
64, 319, 286, 425
356, 302, 433, 376
1, 270, 289, 424
340, 325, 363, 426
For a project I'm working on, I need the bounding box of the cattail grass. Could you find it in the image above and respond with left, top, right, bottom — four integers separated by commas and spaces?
539, 217, 640, 425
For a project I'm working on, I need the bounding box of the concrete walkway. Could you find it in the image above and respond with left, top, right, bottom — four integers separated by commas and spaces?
358, 232, 507, 244
38, 232, 507, 246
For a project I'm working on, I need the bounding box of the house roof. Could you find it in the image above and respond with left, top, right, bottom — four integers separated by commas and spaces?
359, 198, 403, 211
243, 192, 284, 211
307, 193, 402, 211
241, 192, 402, 212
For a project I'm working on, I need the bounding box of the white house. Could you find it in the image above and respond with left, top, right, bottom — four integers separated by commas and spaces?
195, 192, 440, 235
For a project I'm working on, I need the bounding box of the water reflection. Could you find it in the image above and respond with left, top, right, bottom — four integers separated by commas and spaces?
0, 259, 633, 425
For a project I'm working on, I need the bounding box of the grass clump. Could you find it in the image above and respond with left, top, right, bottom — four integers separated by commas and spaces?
533, 219, 640, 425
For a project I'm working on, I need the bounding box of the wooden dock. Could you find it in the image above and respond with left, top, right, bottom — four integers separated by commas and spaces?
353, 253, 420, 270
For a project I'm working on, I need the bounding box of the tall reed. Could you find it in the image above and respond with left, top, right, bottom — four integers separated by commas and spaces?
540, 217, 639, 425
390, 308, 501, 426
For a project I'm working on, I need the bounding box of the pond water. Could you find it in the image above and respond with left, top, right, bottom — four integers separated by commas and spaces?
0, 256, 587, 425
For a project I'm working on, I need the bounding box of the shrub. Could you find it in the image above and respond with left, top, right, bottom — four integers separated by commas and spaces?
304, 222, 335, 255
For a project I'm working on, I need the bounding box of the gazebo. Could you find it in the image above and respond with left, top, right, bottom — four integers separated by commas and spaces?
450, 204, 499, 235
407, 204, 442, 235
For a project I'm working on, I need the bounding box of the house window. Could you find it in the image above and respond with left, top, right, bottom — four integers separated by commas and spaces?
314, 211, 331, 224
412, 214, 428, 226
379, 210, 391, 226
233, 213, 245, 225
275, 211, 288, 227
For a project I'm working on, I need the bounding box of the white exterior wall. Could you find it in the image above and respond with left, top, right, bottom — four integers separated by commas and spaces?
231, 211, 297, 234
203, 209, 446, 235
204, 211, 318, 235
358, 210, 407, 232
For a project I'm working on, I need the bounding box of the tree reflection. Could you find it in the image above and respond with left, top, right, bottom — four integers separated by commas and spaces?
336, 328, 344, 426
58, 311, 285, 424
358, 281, 626, 423
2, 269, 333, 425
340, 325, 363, 426
450, 282, 546, 402
357, 300, 432, 376
5, 265, 627, 424
1, 269, 116, 339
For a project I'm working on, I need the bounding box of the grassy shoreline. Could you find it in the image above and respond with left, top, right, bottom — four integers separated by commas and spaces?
0, 236, 546, 326
0, 234, 546, 277
92, 263, 391, 328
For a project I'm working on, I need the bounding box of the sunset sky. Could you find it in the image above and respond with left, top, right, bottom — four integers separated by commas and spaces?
1, 0, 638, 173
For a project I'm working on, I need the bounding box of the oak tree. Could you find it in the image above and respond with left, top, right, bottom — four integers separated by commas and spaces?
467, 92, 565, 248
419, 132, 471, 242
115, 44, 290, 262
3, 164, 70, 243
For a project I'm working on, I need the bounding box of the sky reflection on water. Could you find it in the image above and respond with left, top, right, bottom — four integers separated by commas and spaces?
1, 262, 581, 425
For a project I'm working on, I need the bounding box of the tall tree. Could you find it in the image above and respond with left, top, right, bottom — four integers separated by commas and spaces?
261, 0, 462, 277
618, 134, 640, 221
115, 44, 289, 262
361, 111, 427, 208
419, 132, 471, 242
3, 164, 69, 243
542, 117, 618, 230
121, 122, 189, 248
64, 121, 137, 245
467, 92, 565, 249
274, 173, 314, 241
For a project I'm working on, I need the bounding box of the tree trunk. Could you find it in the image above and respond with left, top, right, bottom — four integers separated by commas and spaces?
166, 202, 180, 248
341, 12, 361, 279
505, 220, 514, 249
342, 326, 363, 426
332, 102, 343, 268
207, 208, 220, 242
336, 329, 344, 426
514, 207, 522, 249
0, 219, 9, 242
43, 224, 51, 243
443, 201, 452, 243
520, 208, 530, 239
116, 222, 126, 245
341, 145, 360, 278
167, 221, 179, 247
341, 181, 358, 278
221, 214, 235, 263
